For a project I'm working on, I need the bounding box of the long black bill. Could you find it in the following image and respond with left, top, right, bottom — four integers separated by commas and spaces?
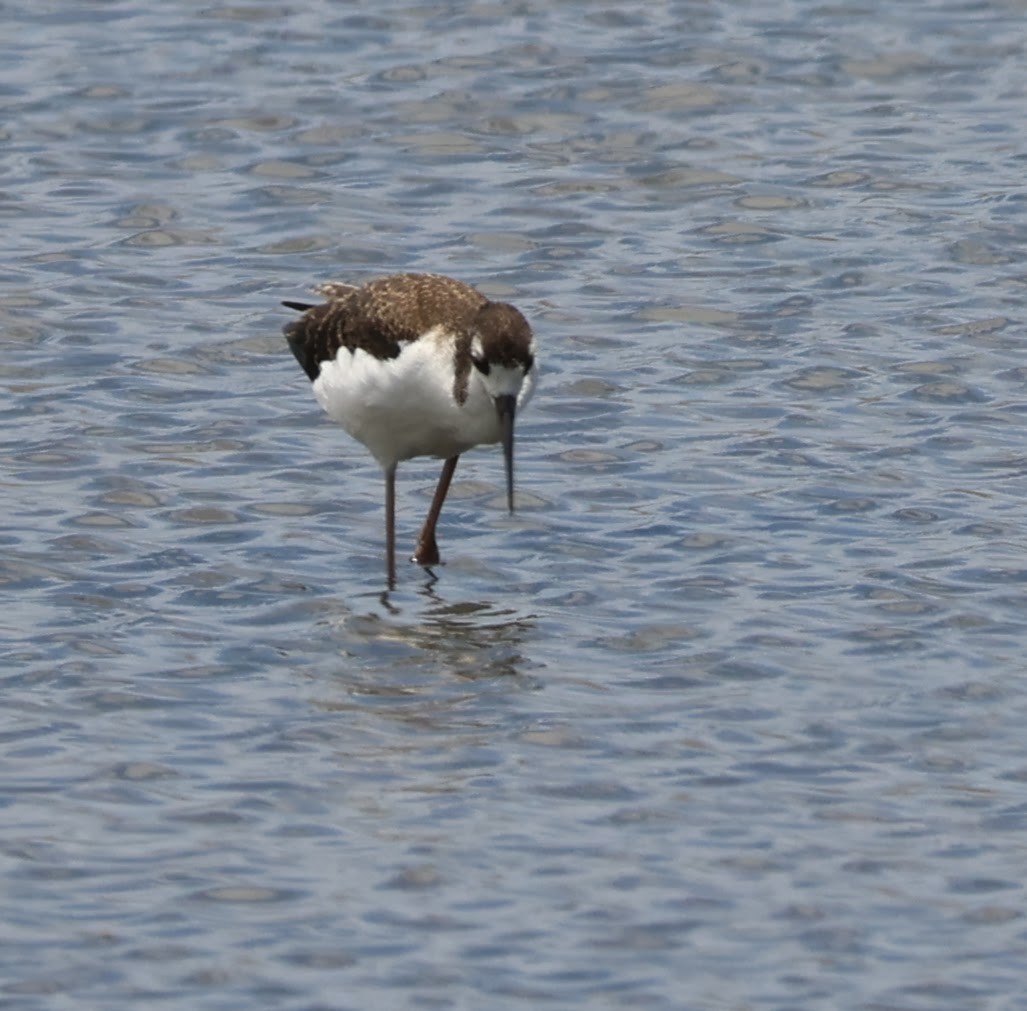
495, 394, 517, 514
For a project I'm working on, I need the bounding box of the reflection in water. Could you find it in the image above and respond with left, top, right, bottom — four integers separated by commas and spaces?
313, 582, 539, 717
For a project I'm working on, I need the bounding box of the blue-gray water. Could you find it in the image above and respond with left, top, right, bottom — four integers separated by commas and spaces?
4, 1, 1027, 1008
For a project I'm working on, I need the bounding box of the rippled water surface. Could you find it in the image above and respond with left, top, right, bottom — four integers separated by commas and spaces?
4, 1, 1027, 1007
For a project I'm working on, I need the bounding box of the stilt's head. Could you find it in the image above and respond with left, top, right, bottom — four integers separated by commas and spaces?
468, 302, 537, 513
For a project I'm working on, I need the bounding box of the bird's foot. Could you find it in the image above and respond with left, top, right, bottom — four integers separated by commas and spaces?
411, 535, 441, 567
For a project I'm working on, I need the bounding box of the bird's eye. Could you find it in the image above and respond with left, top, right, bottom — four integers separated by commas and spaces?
472, 356, 490, 375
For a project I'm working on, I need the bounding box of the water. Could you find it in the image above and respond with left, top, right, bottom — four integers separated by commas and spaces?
4, 1, 1027, 1007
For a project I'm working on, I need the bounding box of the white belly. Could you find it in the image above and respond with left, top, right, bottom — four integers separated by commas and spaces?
311, 335, 516, 467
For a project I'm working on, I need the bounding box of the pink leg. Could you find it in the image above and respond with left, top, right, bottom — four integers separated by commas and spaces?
413, 455, 459, 566
384, 463, 397, 589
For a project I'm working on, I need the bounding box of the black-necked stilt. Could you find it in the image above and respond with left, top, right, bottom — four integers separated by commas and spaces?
283, 273, 537, 587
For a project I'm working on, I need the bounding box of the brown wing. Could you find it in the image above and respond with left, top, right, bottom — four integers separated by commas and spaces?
283, 273, 487, 382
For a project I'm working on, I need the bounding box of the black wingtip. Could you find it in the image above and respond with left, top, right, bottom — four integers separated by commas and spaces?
282, 300, 314, 312
282, 315, 322, 381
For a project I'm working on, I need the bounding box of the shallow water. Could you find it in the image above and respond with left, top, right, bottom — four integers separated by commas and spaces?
4, 1, 1027, 1008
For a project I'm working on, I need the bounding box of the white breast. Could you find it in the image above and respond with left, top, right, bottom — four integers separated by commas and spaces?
311, 328, 532, 468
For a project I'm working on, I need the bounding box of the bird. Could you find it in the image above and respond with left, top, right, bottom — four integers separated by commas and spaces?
282, 272, 537, 587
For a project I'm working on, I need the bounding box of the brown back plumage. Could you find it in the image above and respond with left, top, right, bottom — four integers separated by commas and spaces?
283, 273, 490, 381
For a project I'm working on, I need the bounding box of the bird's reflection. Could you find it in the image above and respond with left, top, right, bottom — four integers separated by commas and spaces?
313, 576, 540, 717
